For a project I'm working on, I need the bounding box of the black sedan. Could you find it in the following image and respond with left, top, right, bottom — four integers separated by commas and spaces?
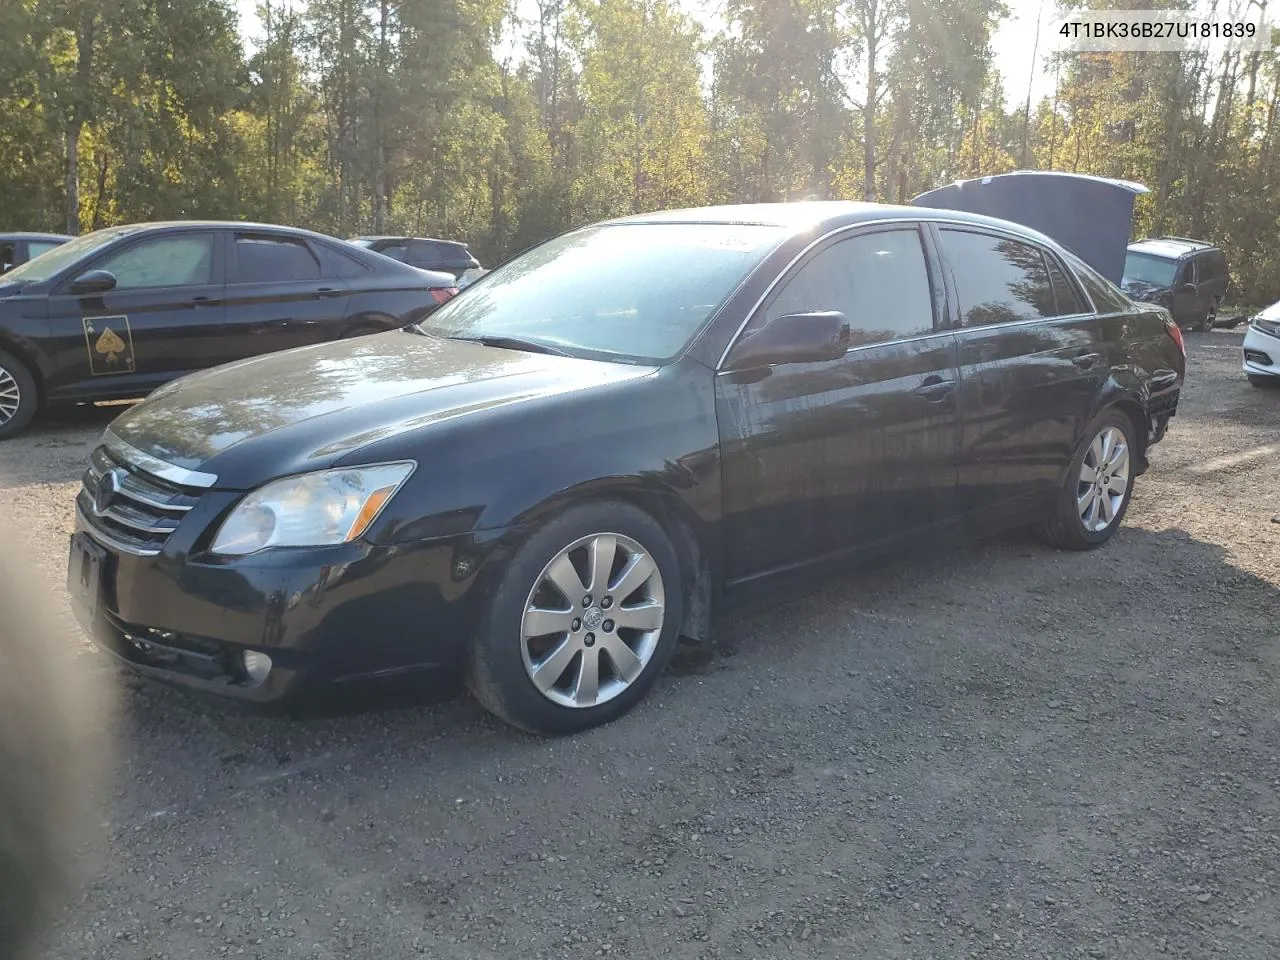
0, 232, 72, 274
67, 202, 1186, 735
0, 221, 458, 438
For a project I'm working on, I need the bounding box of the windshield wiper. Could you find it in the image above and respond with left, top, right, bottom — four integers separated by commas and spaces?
447, 335, 572, 357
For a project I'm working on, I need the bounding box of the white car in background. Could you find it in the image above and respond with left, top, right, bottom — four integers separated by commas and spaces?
1243, 301, 1280, 387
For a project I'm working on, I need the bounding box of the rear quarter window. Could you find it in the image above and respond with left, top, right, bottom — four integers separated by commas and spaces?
1061, 250, 1133, 314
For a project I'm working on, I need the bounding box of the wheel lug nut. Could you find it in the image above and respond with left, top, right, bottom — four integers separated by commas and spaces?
582, 595, 592, 608
602, 619, 614, 633
601, 597, 613, 609
571, 618, 581, 631
584, 633, 596, 647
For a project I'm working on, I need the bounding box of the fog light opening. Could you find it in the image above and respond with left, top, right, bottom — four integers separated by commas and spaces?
240, 650, 273, 686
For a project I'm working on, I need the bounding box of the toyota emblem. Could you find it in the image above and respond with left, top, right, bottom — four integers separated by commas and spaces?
93, 468, 124, 515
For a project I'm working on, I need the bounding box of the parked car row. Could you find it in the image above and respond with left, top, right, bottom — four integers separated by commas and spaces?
0, 221, 468, 439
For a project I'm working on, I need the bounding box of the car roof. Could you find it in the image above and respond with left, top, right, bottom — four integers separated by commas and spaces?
0, 232, 73, 242
356, 235, 469, 247
1127, 237, 1219, 259
603, 201, 1067, 248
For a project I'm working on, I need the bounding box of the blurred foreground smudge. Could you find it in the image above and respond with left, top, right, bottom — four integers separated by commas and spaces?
0, 517, 108, 960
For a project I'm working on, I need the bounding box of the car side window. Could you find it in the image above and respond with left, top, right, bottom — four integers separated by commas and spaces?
1045, 253, 1087, 315
1179, 259, 1197, 284
758, 228, 936, 347
378, 242, 410, 262
939, 229, 1056, 326
1060, 250, 1132, 314
27, 241, 61, 260
93, 235, 215, 290
0, 242, 14, 273
232, 235, 320, 284
408, 240, 439, 265
315, 242, 370, 279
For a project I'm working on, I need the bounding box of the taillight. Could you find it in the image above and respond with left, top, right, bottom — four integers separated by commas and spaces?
1165, 316, 1185, 357
430, 287, 458, 305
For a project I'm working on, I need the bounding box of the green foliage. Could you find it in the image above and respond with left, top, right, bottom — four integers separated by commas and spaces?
0, 0, 1277, 305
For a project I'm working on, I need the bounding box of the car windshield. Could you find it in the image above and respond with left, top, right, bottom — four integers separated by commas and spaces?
419, 222, 788, 363
2, 225, 146, 285
1123, 252, 1178, 287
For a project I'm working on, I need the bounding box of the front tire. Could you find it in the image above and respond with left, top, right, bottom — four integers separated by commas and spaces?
467, 501, 684, 736
1036, 409, 1137, 551
1201, 304, 1217, 333
0, 350, 38, 440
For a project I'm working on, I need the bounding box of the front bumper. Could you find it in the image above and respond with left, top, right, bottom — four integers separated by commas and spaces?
1243, 323, 1280, 379
68, 505, 500, 706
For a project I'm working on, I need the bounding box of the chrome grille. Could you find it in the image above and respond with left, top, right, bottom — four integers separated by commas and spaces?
77, 444, 206, 556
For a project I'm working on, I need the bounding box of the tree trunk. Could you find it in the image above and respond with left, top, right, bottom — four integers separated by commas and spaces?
862, 0, 879, 201
66, 8, 96, 235
372, 0, 390, 233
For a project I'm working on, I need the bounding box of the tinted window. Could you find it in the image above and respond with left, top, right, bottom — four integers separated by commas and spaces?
1062, 249, 1132, 313
233, 236, 320, 283
1179, 259, 1197, 284
95, 234, 214, 289
761, 228, 936, 346
420, 222, 788, 363
1199, 252, 1227, 281
0, 243, 14, 273
408, 240, 441, 264
315, 242, 370, 278
1045, 254, 1087, 315
377, 242, 410, 262
26, 241, 62, 260
940, 229, 1055, 326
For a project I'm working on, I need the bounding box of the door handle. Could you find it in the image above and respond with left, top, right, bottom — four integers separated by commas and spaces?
914, 376, 956, 403
190, 296, 222, 307
316, 287, 343, 298
1071, 351, 1102, 369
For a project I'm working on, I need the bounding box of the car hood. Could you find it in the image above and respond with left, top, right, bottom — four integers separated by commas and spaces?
1254, 299, 1280, 322
1120, 277, 1168, 300
107, 331, 655, 487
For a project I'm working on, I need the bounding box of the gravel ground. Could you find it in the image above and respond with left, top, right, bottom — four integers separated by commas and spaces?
3, 330, 1279, 960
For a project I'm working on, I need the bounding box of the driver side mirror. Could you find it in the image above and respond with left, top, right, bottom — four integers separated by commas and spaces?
725, 311, 850, 370
69, 269, 117, 294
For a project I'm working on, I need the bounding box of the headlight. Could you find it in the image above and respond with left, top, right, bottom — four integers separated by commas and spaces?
210, 461, 415, 556
1253, 315, 1280, 336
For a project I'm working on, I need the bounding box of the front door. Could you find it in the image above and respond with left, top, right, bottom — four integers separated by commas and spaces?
934, 226, 1106, 519
716, 224, 962, 585
45, 231, 226, 398
220, 232, 352, 359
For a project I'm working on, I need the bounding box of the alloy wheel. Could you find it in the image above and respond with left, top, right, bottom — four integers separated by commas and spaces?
1076, 425, 1130, 533
520, 532, 665, 709
0, 365, 20, 426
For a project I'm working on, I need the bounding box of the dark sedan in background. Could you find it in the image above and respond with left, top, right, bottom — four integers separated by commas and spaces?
0, 232, 71, 274
0, 221, 458, 438
68, 202, 1185, 736
350, 235, 482, 281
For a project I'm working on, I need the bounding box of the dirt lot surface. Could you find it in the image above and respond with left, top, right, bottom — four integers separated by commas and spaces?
3, 330, 1279, 960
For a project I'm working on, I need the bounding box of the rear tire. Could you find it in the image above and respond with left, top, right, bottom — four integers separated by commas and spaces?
0, 350, 39, 440
1248, 373, 1279, 388
1035, 409, 1137, 551
1200, 304, 1217, 333
467, 501, 684, 736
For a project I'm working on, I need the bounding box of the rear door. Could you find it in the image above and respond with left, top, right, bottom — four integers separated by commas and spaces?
716, 223, 961, 582
45, 230, 226, 393
935, 225, 1104, 519
221, 231, 352, 359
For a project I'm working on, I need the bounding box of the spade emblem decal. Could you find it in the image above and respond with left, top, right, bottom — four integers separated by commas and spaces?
82, 316, 136, 375
95, 327, 126, 365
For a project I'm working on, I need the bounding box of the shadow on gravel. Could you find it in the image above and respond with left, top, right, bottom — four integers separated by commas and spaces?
104, 521, 1280, 765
